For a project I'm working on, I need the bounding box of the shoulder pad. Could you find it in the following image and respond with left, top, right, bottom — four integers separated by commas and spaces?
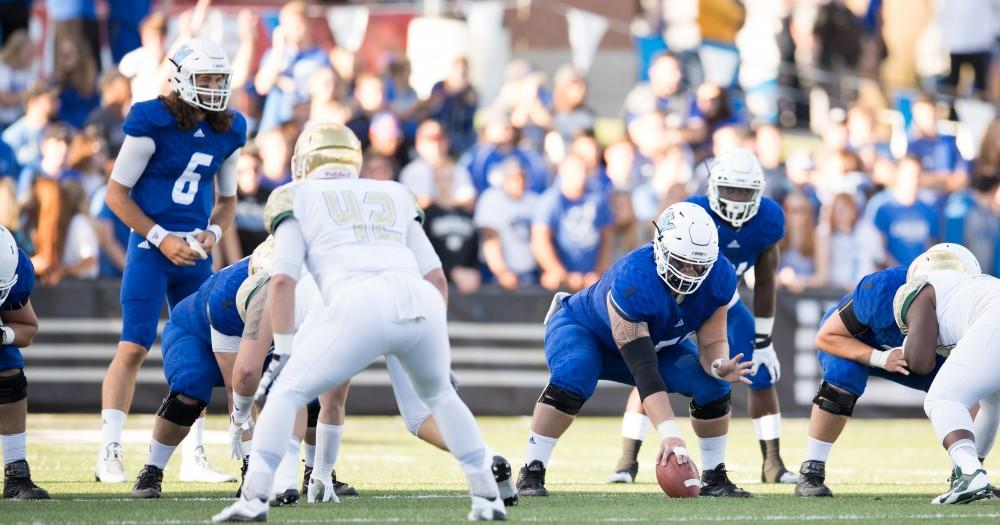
230, 112, 248, 145
892, 277, 928, 335
263, 184, 298, 234
236, 272, 270, 322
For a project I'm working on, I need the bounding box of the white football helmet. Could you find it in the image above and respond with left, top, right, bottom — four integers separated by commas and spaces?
907, 243, 982, 281
653, 202, 719, 295
707, 148, 765, 228
248, 236, 275, 277
0, 226, 19, 306
168, 38, 232, 112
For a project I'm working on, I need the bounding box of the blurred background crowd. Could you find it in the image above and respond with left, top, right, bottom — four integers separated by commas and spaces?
0, 0, 998, 296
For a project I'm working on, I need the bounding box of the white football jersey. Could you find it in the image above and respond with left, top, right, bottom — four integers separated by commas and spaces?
925, 269, 1000, 346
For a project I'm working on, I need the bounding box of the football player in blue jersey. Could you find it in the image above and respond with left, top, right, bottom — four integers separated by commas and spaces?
0, 226, 47, 500
97, 38, 247, 483
794, 243, 984, 497
516, 202, 754, 498
609, 149, 797, 484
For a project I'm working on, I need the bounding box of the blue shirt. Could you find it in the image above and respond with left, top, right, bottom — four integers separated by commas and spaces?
836, 266, 906, 350
1, 117, 44, 167
688, 195, 785, 276
563, 244, 737, 351
257, 47, 328, 134
58, 87, 100, 130
45, 0, 96, 20
908, 135, 968, 174
172, 257, 251, 341
1, 249, 34, 315
123, 99, 247, 231
0, 140, 18, 180
465, 144, 550, 195
873, 197, 938, 266
533, 187, 612, 273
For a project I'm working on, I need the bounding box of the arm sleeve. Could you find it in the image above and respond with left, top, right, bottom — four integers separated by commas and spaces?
109, 135, 156, 188
406, 223, 443, 276
216, 148, 240, 197
271, 219, 306, 280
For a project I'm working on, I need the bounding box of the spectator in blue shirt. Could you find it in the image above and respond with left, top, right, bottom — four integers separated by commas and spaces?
0, 138, 17, 180
45, 0, 100, 73
16, 123, 71, 199
872, 155, 939, 266
106, 0, 152, 63
907, 96, 969, 201
463, 112, 550, 195
622, 52, 706, 144
53, 31, 99, 130
2, 85, 57, 168
423, 56, 478, 156
531, 154, 613, 291
944, 120, 1000, 277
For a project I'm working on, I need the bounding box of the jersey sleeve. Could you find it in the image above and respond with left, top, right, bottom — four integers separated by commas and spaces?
609, 257, 660, 322
707, 254, 738, 308
759, 198, 786, 246
850, 267, 905, 328
3, 250, 34, 311
121, 100, 171, 138
263, 184, 298, 234
229, 112, 248, 151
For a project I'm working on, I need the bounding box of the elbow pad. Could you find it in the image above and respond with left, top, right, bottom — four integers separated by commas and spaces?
620, 337, 666, 401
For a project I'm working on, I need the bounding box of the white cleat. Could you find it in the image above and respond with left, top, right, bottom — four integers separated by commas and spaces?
213, 496, 269, 523
306, 477, 340, 503
180, 446, 237, 483
467, 495, 507, 521
95, 442, 128, 483
932, 468, 994, 505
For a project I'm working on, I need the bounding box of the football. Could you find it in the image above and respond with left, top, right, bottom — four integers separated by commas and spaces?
655, 453, 700, 498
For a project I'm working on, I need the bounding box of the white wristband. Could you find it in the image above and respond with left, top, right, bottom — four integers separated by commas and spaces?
868, 348, 889, 369
207, 223, 223, 242
754, 317, 774, 337
146, 224, 169, 248
656, 420, 682, 439
273, 332, 294, 357
709, 358, 724, 380
0, 326, 14, 345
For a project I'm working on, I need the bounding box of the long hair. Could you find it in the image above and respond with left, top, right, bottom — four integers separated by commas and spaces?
780, 191, 816, 260
0, 29, 29, 67
54, 29, 97, 98
158, 92, 234, 133
29, 178, 63, 276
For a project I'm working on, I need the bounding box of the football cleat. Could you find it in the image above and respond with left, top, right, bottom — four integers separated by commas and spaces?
180, 446, 236, 483
468, 495, 507, 521
95, 442, 128, 483
795, 460, 833, 497
607, 461, 638, 484
332, 469, 359, 496
131, 465, 164, 499
306, 476, 340, 503
3, 460, 49, 500
300, 465, 311, 496
760, 440, 798, 484
700, 464, 752, 497
269, 450, 300, 505
212, 495, 269, 523
236, 456, 249, 498
932, 467, 994, 505
515, 460, 548, 497
492, 455, 518, 507
270, 489, 299, 507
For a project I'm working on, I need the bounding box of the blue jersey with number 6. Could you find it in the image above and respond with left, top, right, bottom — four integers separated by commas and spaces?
122, 99, 247, 231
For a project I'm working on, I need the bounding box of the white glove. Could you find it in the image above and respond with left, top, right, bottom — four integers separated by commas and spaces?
751, 344, 781, 384
228, 413, 254, 459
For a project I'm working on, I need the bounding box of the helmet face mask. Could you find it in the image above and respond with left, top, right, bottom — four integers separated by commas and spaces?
653, 203, 719, 295
169, 39, 232, 112
707, 149, 765, 228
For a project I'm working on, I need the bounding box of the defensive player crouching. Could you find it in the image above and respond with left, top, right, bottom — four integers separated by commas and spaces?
517, 202, 753, 499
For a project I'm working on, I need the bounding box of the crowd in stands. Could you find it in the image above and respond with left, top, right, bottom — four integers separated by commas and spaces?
0, 0, 998, 295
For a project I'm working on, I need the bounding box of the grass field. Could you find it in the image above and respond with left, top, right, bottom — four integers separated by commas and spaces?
3, 414, 999, 524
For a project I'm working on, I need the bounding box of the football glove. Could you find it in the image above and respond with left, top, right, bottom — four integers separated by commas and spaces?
751, 336, 781, 384
255, 353, 287, 404
228, 413, 254, 459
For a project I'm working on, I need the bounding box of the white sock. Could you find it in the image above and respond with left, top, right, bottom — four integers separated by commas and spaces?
1, 432, 26, 465
313, 423, 343, 481
752, 413, 781, 441
183, 416, 206, 458
303, 443, 316, 468
621, 412, 650, 441
699, 435, 727, 470
101, 409, 126, 448
242, 439, 253, 459
525, 431, 558, 467
948, 439, 982, 474
805, 436, 833, 463
287, 437, 301, 458
147, 438, 177, 470
232, 392, 254, 424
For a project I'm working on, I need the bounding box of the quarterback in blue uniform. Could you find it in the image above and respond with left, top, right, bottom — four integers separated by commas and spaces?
516, 202, 753, 499
609, 149, 796, 484
793, 243, 982, 497
0, 226, 47, 500
97, 38, 246, 482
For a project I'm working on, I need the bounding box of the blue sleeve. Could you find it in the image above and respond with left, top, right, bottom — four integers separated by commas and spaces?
230, 112, 248, 152
850, 268, 904, 327
710, 255, 737, 306
609, 263, 659, 322
122, 100, 170, 138
3, 250, 34, 311
760, 198, 786, 246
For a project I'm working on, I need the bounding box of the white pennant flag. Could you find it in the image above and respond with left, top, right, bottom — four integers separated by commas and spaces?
326, 6, 370, 53
566, 8, 608, 74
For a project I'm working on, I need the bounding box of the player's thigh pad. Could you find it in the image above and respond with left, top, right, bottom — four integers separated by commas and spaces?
727, 300, 773, 390
120, 233, 170, 348
926, 315, 1000, 408
386, 354, 432, 435
656, 340, 731, 408
816, 349, 869, 398
543, 312, 605, 401
0, 345, 24, 371
161, 324, 222, 404
165, 258, 213, 309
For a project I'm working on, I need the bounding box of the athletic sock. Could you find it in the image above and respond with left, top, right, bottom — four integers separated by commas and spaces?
313, 423, 343, 482
303, 443, 316, 469
805, 436, 833, 463
752, 413, 781, 441
621, 412, 650, 441
615, 439, 643, 472
182, 416, 206, 459
1, 432, 26, 465
147, 438, 177, 470
699, 435, 727, 471
525, 431, 558, 467
232, 392, 254, 424
948, 439, 982, 474
100, 409, 126, 448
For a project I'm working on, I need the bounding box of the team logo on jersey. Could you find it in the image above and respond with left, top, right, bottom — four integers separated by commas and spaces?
727, 239, 741, 249
194, 129, 205, 138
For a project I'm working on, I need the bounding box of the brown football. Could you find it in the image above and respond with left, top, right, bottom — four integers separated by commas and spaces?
655, 453, 700, 498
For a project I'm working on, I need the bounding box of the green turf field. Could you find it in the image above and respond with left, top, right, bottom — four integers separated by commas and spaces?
3, 414, 999, 524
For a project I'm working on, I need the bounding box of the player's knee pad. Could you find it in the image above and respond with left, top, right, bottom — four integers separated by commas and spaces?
690, 392, 731, 420
0, 370, 27, 404
307, 400, 320, 428
813, 381, 858, 417
156, 391, 207, 427
538, 384, 585, 416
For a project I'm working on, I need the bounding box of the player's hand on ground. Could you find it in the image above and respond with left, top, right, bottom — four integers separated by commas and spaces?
158, 234, 201, 266
713, 353, 753, 384
195, 229, 217, 253
750, 344, 781, 383
884, 347, 909, 375
657, 437, 689, 466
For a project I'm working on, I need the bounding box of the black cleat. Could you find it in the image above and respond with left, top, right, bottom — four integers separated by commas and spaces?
492, 455, 518, 506
301, 465, 312, 496
516, 460, 548, 497
700, 463, 752, 497
3, 460, 49, 500
795, 460, 833, 497
331, 469, 358, 496
236, 456, 249, 498
270, 488, 300, 507
130, 465, 163, 499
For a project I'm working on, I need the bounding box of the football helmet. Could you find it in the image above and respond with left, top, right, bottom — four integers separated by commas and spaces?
707, 148, 765, 228
653, 202, 719, 295
907, 243, 982, 281
0, 226, 18, 306
291, 122, 363, 181
893, 277, 929, 335
168, 38, 232, 112
248, 237, 275, 277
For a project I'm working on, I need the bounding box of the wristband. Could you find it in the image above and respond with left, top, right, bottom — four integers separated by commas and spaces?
656, 419, 682, 439
207, 224, 223, 242
0, 326, 13, 344
273, 333, 294, 357
709, 358, 724, 380
147, 224, 169, 248
868, 348, 889, 369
